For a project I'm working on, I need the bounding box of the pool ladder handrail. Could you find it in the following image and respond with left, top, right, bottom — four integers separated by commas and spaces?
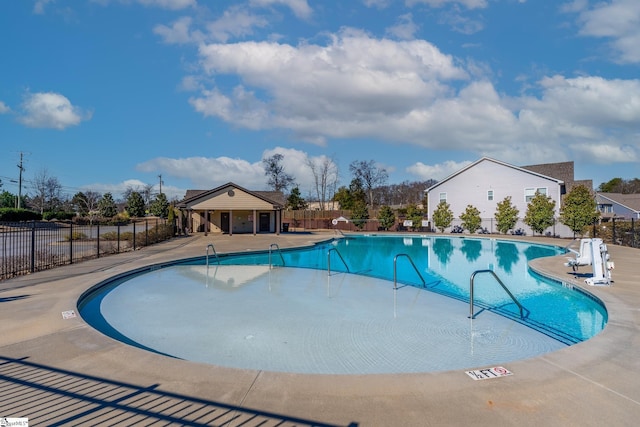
393, 253, 426, 289
206, 244, 220, 267
327, 248, 350, 275
269, 243, 285, 269
469, 269, 525, 319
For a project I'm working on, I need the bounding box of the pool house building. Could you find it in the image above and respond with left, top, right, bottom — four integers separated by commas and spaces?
177, 182, 286, 235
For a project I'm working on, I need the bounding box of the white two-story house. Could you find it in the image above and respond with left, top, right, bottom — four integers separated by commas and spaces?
425, 157, 592, 237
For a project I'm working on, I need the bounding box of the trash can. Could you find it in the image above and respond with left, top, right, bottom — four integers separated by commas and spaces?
282, 223, 289, 232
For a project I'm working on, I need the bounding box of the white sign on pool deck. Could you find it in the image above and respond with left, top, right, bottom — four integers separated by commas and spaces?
465, 366, 513, 380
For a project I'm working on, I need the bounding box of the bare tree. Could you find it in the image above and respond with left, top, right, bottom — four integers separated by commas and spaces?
306, 155, 339, 210
30, 168, 63, 214
263, 153, 295, 192
349, 160, 388, 208
142, 183, 154, 207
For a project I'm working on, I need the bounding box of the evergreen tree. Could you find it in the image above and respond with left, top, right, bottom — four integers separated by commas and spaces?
126, 191, 146, 218
149, 193, 170, 218
333, 178, 366, 210
460, 204, 482, 233
351, 200, 369, 230
495, 196, 519, 234
560, 185, 599, 236
377, 205, 396, 230
97, 192, 118, 218
405, 203, 424, 231
432, 201, 453, 233
286, 186, 308, 210
524, 191, 556, 235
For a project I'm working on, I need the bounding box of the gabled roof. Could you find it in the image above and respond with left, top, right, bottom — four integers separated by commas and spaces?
177, 182, 285, 208
596, 193, 640, 213
426, 157, 565, 192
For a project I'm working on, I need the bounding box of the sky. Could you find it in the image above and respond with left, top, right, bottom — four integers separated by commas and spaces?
1, 0, 639, 202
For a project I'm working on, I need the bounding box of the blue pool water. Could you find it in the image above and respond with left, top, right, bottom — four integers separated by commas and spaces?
79, 235, 607, 374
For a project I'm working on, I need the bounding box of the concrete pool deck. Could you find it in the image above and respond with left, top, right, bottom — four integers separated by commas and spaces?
0, 232, 639, 426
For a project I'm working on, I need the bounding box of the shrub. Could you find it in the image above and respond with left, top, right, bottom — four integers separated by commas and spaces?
64, 231, 88, 241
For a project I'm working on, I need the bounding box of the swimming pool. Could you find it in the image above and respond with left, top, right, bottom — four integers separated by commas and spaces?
79, 235, 607, 374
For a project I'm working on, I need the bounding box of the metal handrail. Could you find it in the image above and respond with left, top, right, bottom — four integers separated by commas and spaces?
469, 269, 525, 319
206, 244, 220, 267
269, 243, 285, 269
393, 253, 426, 289
327, 248, 350, 275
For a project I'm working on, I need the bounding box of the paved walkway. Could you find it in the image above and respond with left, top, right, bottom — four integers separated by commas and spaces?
0, 232, 639, 426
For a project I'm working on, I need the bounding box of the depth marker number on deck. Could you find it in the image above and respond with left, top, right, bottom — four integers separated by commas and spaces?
62, 310, 76, 319
465, 366, 512, 380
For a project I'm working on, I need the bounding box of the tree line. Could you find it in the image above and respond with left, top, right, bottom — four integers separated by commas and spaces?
0, 169, 170, 222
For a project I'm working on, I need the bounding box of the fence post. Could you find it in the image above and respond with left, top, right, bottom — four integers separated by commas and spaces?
145, 220, 149, 246
69, 222, 73, 264
117, 223, 121, 253
30, 221, 36, 273
133, 221, 136, 250
96, 223, 100, 258
612, 217, 616, 245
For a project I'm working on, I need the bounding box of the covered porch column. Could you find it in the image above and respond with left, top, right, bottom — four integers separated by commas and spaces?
253, 209, 257, 235
229, 209, 233, 236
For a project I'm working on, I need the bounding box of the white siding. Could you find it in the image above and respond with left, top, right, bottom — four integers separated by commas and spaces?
428, 158, 563, 231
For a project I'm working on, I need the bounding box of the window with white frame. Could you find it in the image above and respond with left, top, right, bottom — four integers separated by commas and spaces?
487, 190, 494, 201
525, 187, 547, 203
439, 192, 447, 203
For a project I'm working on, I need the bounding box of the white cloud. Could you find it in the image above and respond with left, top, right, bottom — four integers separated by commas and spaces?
438, 10, 484, 35
136, 0, 195, 10
406, 0, 488, 10
136, 147, 338, 194
137, 156, 265, 189
0, 101, 10, 114
569, 142, 637, 164
206, 6, 269, 43
33, 0, 54, 14
184, 28, 640, 169
192, 29, 467, 142
154, 16, 204, 44
386, 14, 419, 40
249, 0, 313, 20
572, 0, 640, 63
18, 92, 91, 130
406, 160, 472, 181
363, 0, 392, 9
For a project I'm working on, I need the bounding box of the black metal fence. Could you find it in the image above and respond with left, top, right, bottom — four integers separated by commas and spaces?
0, 218, 174, 281
283, 210, 640, 249
593, 218, 639, 249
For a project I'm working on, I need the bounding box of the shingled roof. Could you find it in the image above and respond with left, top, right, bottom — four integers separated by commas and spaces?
178, 183, 285, 208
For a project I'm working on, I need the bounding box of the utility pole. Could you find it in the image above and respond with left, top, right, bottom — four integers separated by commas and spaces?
17, 152, 25, 209
158, 174, 163, 195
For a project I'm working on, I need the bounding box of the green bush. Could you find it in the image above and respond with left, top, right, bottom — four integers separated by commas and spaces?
64, 232, 88, 241
100, 231, 119, 241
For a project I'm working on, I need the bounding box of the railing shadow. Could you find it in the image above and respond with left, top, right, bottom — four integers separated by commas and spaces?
0, 295, 29, 303
0, 356, 358, 427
